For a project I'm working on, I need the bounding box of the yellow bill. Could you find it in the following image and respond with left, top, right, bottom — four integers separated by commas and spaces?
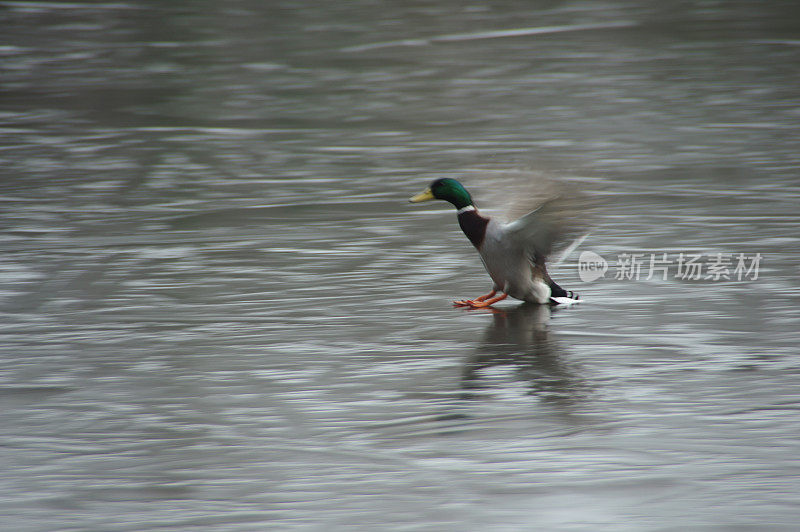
409, 188, 434, 203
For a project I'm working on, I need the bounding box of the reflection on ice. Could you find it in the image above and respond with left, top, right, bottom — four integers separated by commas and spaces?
463, 304, 588, 405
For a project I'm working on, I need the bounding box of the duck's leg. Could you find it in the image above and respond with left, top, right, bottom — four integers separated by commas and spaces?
474, 290, 498, 302
453, 289, 496, 307
467, 292, 508, 308
454, 291, 508, 308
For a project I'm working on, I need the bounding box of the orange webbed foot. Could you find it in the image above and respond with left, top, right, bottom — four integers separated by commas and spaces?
453, 292, 508, 309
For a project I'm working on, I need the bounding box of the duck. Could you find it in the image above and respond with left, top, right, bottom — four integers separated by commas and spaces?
409, 178, 581, 308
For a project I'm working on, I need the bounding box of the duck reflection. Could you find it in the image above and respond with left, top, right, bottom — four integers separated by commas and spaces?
462, 303, 585, 404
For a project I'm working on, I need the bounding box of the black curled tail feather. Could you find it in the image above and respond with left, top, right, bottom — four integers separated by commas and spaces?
548, 279, 578, 300
539, 265, 578, 301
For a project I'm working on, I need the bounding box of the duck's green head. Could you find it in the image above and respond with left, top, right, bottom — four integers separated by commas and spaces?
409, 178, 473, 210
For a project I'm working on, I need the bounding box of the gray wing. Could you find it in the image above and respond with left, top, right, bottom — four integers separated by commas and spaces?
503, 199, 562, 265
504, 196, 590, 265
458, 170, 595, 265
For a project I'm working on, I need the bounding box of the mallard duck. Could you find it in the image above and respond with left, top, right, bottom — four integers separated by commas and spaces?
409, 178, 580, 308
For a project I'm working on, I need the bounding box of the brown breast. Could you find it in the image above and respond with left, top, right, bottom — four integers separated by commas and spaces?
457, 209, 489, 249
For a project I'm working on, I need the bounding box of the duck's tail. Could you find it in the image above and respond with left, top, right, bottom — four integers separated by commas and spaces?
547, 232, 588, 306
548, 278, 580, 306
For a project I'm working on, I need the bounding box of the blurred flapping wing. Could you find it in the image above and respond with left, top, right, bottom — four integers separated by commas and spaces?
503, 197, 567, 265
